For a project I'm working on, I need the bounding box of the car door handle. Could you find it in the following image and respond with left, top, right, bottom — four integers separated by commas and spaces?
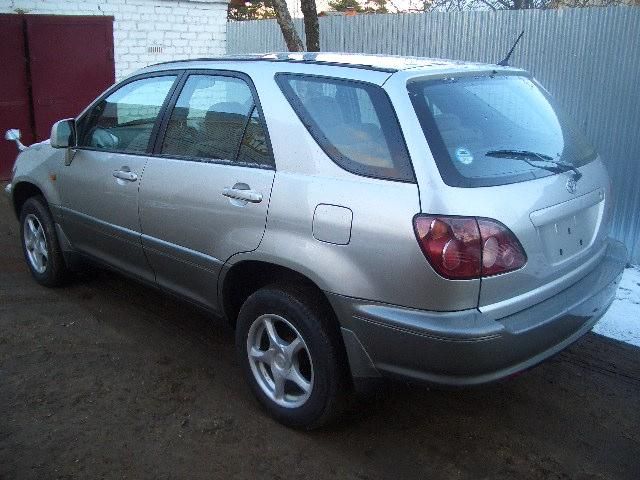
113, 169, 138, 182
222, 187, 263, 203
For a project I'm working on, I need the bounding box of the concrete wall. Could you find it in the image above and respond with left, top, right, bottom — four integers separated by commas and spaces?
1, 0, 229, 79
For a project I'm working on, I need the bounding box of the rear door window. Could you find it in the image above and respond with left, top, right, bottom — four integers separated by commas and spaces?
160, 74, 274, 168
276, 74, 414, 182
408, 74, 597, 187
237, 107, 272, 166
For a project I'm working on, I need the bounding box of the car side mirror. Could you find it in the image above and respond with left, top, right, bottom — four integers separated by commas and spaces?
4, 129, 27, 152
50, 119, 76, 149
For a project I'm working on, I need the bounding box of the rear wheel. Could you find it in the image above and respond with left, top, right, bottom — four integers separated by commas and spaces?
19, 196, 68, 287
236, 284, 350, 429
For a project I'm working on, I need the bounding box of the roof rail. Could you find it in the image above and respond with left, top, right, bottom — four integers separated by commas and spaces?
146, 54, 399, 73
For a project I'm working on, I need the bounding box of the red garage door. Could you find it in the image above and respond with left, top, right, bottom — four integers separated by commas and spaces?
26, 15, 115, 142
0, 15, 33, 180
0, 14, 114, 180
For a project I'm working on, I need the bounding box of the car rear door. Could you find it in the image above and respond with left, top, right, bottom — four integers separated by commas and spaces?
138, 71, 275, 312
59, 73, 180, 283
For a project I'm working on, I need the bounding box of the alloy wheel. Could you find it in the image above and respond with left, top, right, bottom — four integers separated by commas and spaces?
23, 214, 48, 274
246, 314, 314, 408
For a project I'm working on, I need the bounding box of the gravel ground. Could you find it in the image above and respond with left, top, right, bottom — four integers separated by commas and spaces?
1, 189, 639, 480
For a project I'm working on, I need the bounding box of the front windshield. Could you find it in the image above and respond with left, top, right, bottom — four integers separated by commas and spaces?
408, 74, 597, 187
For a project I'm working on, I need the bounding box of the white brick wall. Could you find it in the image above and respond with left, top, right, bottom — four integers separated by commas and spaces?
0, 0, 230, 79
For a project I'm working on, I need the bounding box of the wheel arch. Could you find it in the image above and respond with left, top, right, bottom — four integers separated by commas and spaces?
11, 181, 46, 218
219, 259, 338, 329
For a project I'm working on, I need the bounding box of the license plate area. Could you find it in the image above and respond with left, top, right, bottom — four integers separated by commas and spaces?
538, 214, 592, 263
530, 189, 604, 265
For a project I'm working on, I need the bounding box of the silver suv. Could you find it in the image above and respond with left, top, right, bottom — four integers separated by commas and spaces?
4, 53, 626, 429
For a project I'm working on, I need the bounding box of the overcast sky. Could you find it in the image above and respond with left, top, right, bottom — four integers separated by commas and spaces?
286, 0, 329, 16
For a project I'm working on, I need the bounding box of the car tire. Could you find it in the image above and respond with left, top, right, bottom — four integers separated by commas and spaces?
236, 283, 351, 429
19, 196, 69, 287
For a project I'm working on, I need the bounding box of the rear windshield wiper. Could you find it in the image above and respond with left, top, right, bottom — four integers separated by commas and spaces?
486, 149, 582, 181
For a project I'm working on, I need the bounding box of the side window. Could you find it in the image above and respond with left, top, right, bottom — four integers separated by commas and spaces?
161, 74, 272, 167
237, 107, 272, 167
77, 75, 177, 153
276, 74, 414, 182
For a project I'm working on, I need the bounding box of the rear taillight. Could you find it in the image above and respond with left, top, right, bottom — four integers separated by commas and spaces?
476, 218, 527, 277
413, 215, 526, 280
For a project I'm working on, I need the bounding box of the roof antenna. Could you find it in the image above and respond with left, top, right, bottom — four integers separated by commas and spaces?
498, 30, 525, 66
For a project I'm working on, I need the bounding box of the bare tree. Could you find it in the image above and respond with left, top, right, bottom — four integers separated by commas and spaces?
301, 0, 321, 51
227, 0, 276, 20
271, 0, 304, 51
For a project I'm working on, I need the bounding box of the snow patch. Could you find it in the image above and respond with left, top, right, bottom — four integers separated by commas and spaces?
592, 265, 640, 347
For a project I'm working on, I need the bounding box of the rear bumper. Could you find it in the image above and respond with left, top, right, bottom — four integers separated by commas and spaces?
329, 238, 627, 386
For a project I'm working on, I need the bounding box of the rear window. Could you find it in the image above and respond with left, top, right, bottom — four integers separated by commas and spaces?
408, 74, 597, 187
276, 74, 414, 182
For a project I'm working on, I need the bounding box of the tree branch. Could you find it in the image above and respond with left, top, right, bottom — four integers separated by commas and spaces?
271, 0, 304, 52
477, 0, 498, 10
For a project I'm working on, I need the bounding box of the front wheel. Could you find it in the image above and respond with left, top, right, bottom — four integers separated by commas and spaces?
19, 196, 68, 287
236, 284, 350, 429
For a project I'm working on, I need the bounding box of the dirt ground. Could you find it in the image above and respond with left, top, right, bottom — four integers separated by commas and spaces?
1, 189, 639, 480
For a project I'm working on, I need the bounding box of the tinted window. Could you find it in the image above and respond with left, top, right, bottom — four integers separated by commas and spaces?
237, 107, 272, 167
408, 75, 597, 187
276, 74, 414, 182
161, 74, 271, 167
77, 75, 177, 153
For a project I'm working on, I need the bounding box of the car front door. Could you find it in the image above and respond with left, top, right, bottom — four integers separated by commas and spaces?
59, 73, 180, 282
138, 72, 275, 312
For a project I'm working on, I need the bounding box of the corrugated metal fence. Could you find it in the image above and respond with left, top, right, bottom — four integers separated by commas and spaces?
228, 7, 640, 262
